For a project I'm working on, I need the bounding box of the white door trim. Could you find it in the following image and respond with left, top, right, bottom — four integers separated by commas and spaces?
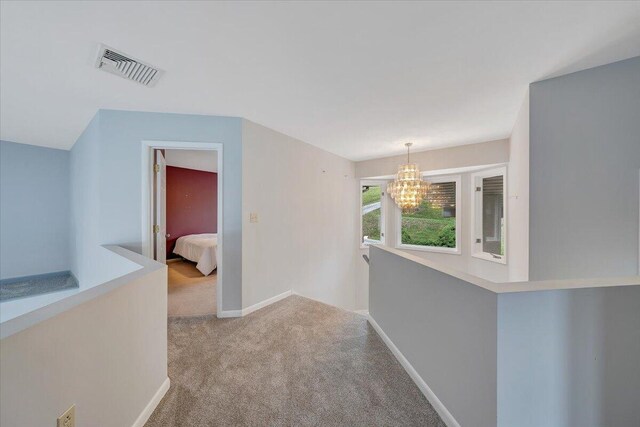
141, 140, 224, 316
154, 150, 167, 264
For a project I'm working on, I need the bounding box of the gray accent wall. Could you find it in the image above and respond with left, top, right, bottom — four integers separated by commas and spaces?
498, 286, 640, 427
0, 140, 70, 279
530, 56, 640, 280
369, 246, 498, 427
370, 246, 640, 427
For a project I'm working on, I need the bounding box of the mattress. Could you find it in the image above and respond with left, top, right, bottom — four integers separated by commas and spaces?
173, 233, 218, 276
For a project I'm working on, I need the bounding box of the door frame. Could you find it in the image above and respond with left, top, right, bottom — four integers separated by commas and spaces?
154, 150, 167, 263
141, 140, 224, 316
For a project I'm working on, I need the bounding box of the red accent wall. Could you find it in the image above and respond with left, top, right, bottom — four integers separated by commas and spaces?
166, 166, 217, 258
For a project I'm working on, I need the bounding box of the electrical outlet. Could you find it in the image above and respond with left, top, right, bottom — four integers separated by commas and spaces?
57, 405, 75, 427
249, 212, 258, 223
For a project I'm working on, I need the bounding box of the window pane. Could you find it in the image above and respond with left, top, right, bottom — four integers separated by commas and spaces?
362, 185, 382, 244
401, 181, 456, 248
482, 175, 504, 255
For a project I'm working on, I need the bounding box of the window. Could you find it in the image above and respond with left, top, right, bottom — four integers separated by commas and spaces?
396, 175, 461, 254
472, 167, 507, 263
361, 181, 386, 247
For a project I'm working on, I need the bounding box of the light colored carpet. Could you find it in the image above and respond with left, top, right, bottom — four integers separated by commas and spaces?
146, 295, 445, 426
168, 260, 216, 317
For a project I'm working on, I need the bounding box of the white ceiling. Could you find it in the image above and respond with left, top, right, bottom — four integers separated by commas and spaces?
165, 150, 217, 173
1, 2, 639, 161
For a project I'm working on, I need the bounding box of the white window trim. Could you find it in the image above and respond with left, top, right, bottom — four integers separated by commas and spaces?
471, 166, 507, 264
360, 180, 387, 249
396, 174, 462, 255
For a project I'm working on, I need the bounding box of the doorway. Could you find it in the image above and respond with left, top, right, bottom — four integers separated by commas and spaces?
142, 141, 223, 317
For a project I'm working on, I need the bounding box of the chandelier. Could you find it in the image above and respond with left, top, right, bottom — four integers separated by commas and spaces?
387, 143, 430, 213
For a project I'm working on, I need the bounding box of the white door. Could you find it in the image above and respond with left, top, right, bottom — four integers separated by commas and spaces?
154, 150, 167, 264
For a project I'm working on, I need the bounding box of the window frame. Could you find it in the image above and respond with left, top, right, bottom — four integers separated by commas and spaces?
395, 174, 462, 255
360, 179, 387, 249
471, 166, 508, 264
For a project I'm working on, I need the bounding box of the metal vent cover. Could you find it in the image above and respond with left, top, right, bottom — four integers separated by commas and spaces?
95, 44, 163, 87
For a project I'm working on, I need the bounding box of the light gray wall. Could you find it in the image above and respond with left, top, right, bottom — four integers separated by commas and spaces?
0, 140, 70, 279
530, 56, 640, 280
369, 246, 498, 427
69, 110, 243, 310
69, 114, 101, 285
370, 246, 640, 427
498, 286, 640, 427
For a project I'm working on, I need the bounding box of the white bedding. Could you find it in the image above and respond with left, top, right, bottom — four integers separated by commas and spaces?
173, 233, 218, 276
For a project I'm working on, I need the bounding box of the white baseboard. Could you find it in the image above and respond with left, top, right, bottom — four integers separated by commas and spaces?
131, 377, 170, 427
354, 309, 369, 316
217, 310, 242, 318
367, 314, 460, 427
241, 290, 292, 316
216, 290, 292, 319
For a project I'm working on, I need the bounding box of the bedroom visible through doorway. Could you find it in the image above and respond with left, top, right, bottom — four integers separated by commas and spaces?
149, 146, 221, 317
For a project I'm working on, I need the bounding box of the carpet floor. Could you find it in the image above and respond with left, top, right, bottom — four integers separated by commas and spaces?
168, 260, 216, 317
146, 295, 445, 427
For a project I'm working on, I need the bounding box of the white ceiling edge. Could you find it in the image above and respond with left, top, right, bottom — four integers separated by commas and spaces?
165, 150, 217, 173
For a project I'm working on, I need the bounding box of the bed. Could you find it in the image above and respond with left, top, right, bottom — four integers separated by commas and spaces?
173, 233, 218, 276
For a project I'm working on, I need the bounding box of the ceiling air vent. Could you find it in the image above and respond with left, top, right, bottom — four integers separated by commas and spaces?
95, 44, 163, 87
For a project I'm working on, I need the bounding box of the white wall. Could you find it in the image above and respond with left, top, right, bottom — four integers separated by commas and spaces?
508, 91, 530, 281
242, 120, 360, 311
0, 261, 167, 427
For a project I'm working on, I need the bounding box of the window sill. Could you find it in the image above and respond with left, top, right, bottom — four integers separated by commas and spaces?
397, 244, 461, 255
472, 252, 507, 265
361, 241, 383, 250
